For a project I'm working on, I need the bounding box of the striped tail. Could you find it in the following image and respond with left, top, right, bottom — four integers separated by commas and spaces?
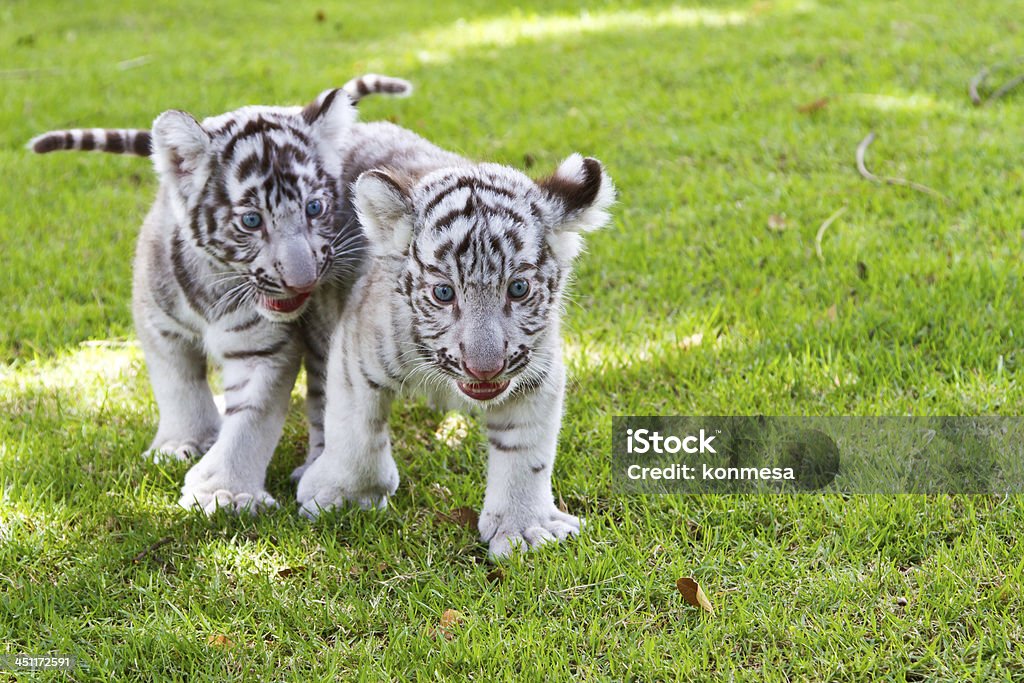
342, 73, 413, 102
28, 128, 153, 156
28, 73, 413, 157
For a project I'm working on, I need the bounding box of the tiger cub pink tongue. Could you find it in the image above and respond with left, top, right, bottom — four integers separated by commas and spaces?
457, 380, 510, 400
265, 292, 310, 313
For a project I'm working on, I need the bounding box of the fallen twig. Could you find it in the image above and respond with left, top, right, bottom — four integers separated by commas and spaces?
988, 72, 1024, 104
0, 66, 63, 80
553, 574, 627, 595
116, 55, 151, 71
131, 536, 173, 564
969, 65, 990, 106
815, 206, 847, 264
969, 57, 1024, 106
855, 132, 948, 203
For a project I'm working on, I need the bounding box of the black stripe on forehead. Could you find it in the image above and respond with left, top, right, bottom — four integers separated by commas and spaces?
483, 203, 530, 231
235, 153, 261, 183
210, 117, 238, 136
430, 196, 476, 233
219, 116, 315, 162
263, 168, 303, 203
428, 195, 532, 235
229, 151, 322, 207
421, 175, 517, 217
434, 240, 453, 261
241, 186, 260, 205
425, 214, 540, 282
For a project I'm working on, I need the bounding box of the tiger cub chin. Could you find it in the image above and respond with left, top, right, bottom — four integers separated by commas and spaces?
30, 76, 411, 514
294, 122, 615, 557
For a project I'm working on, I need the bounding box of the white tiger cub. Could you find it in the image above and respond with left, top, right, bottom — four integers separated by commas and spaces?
295, 123, 614, 557
30, 77, 411, 515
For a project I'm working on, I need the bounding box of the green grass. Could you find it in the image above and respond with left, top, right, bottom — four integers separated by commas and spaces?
2, 0, 1024, 679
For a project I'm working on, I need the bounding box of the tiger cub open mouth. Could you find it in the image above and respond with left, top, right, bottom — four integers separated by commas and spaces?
263, 292, 311, 314
456, 380, 511, 401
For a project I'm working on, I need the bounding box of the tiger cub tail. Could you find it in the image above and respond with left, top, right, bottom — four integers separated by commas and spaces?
28, 128, 154, 156
341, 73, 412, 101
27, 73, 413, 157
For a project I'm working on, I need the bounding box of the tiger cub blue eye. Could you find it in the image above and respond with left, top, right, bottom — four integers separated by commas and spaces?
508, 279, 530, 299
432, 284, 455, 303
306, 199, 324, 217
241, 212, 262, 229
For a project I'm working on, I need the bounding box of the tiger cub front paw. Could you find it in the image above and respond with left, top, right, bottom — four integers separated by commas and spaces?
479, 504, 583, 559
145, 438, 215, 463
178, 487, 279, 515
178, 460, 278, 515
295, 451, 399, 519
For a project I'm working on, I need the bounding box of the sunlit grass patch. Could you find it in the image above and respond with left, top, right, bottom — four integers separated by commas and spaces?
400, 2, 778, 64
0, 341, 146, 417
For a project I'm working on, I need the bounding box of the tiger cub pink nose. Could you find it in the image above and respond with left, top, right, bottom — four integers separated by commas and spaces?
463, 360, 506, 381
283, 278, 317, 294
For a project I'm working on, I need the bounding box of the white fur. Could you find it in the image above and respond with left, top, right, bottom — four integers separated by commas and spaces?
354, 171, 415, 254
295, 152, 615, 559
151, 110, 211, 218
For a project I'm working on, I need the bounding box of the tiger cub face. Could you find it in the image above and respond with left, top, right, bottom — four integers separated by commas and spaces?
355, 154, 615, 402
151, 89, 358, 321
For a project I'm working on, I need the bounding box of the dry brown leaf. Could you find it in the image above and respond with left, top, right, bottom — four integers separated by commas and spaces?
797, 97, 830, 114
427, 609, 465, 640
767, 214, 788, 231
440, 609, 463, 628
276, 565, 306, 579
437, 507, 478, 528
825, 304, 838, 322
676, 577, 715, 616
207, 634, 235, 649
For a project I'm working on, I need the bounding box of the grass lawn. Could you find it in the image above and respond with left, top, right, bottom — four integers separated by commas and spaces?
2, 0, 1023, 679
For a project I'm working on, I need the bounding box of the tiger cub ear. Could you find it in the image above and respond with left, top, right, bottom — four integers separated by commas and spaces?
537, 154, 616, 261
301, 88, 357, 145
151, 110, 211, 201
354, 169, 415, 253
